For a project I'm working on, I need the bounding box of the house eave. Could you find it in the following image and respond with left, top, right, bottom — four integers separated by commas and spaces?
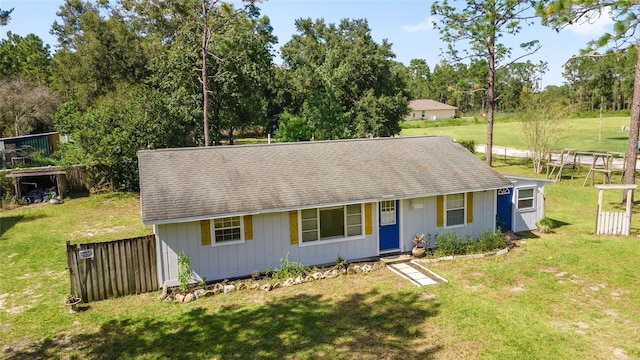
143, 186, 508, 226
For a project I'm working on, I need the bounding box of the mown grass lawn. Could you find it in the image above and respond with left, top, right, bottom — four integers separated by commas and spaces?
401, 116, 632, 153
1, 161, 640, 359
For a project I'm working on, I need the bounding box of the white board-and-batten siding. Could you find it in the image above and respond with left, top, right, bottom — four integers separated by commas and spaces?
156, 210, 379, 286
511, 179, 547, 232
401, 191, 497, 250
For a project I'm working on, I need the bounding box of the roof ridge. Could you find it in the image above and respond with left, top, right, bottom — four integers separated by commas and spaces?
138, 135, 450, 154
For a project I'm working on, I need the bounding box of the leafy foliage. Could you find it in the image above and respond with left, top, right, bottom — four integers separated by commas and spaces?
457, 139, 476, 154
55, 86, 191, 191
266, 252, 309, 280
280, 18, 409, 140
432, 0, 541, 165
434, 230, 507, 257
0, 7, 12, 26
0, 32, 51, 83
519, 93, 571, 173
275, 112, 312, 142
177, 251, 193, 292
536, 0, 640, 199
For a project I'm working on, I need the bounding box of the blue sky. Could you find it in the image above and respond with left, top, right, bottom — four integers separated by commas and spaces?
0, 0, 615, 86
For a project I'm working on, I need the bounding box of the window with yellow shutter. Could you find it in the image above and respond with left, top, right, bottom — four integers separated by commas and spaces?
445, 193, 466, 227
299, 204, 364, 244
202, 216, 247, 246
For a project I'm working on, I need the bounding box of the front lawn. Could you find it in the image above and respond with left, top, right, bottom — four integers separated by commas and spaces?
1, 163, 639, 358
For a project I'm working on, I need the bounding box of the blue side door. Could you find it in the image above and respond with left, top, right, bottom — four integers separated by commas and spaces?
496, 188, 513, 231
379, 200, 400, 252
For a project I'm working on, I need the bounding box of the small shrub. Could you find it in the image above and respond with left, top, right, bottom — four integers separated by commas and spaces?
434, 231, 464, 256
537, 217, 555, 228
434, 230, 507, 257
335, 254, 348, 269
270, 252, 309, 280
478, 228, 507, 252
458, 139, 476, 154
177, 251, 193, 291
536, 217, 556, 233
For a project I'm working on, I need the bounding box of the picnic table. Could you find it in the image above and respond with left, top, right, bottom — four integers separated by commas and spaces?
546, 149, 625, 186
580, 152, 612, 186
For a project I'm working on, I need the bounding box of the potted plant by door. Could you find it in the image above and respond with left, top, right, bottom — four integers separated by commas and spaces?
412, 234, 427, 258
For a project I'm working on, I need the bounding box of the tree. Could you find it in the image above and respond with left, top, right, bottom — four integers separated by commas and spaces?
519, 93, 570, 173
275, 112, 312, 142
0, 32, 51, 84
0, 7, 12, 26
121, 0, 275, 145
496, 60, 547, 111
0, 77, 57, 137
537, 1, 640, 202
280, 18, 408, 140
56, 85, 191, 191
406, 58, 432, 99
432, 0, 541, 166
50, 0, 149, 109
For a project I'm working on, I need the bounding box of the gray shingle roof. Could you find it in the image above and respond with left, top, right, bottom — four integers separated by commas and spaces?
138, 136, 512, 225
409, 99, 458, 111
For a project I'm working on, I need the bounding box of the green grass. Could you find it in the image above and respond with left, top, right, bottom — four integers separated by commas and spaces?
401, 116, 633, 153
1, 162, 640, 359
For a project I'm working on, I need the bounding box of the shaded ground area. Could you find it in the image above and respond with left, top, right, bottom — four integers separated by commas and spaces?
3, 289, 441, 359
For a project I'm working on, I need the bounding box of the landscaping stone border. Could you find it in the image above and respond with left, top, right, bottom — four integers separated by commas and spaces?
160, 261, 385, 304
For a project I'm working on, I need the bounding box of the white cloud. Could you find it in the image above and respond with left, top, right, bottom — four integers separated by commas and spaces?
402, 16, 435, 33
566, 7, 615, 37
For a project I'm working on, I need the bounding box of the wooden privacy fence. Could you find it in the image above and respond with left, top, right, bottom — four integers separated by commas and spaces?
66, 234, 158, 303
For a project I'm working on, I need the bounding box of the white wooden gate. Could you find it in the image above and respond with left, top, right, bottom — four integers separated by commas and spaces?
595, 184, 636, 236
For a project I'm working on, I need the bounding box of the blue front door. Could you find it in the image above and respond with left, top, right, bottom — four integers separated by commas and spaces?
496, 188, 513, 231
379, 200, 400, 251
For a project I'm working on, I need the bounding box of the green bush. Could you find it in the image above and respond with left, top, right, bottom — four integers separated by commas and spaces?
267, 252, 309, 280
433, 230, 507, 257
536, 217, 556, 228
457, 139, 476, 154
434, 231, 465, 256
478, 228, 507, 252
177, 251, 193, 291
0, 174, 14, 204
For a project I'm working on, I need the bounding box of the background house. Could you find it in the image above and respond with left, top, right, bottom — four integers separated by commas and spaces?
138, 136, 548, 286
407, 99, 458, 120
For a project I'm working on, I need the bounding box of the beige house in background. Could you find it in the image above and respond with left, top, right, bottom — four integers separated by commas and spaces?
407, 99, 458, 120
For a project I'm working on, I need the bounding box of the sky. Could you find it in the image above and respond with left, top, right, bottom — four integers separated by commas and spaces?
0, 0, 616, 87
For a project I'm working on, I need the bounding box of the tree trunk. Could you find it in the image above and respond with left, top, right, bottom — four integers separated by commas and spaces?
622, 42, 640, 203
486, 47, 496, 167
201, 1, 210, 147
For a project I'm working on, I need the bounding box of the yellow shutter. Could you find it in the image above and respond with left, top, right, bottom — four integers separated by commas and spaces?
467, 192, 474, 223
289, 211, 299, 245
244, 215, 253, 240
201, 220, 211, 246
364, 203, 373, 235
436, 195, 444, 227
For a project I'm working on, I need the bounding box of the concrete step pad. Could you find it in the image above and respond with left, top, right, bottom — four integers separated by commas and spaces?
387, 261, 447, 287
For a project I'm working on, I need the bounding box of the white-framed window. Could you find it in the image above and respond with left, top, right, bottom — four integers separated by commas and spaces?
445, 193, 465, 227
516, 188, 535, 210
380, 200, 396, 225
421, 110, 426, 118
213, 216, 243, 243
301, 204, 363, 243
